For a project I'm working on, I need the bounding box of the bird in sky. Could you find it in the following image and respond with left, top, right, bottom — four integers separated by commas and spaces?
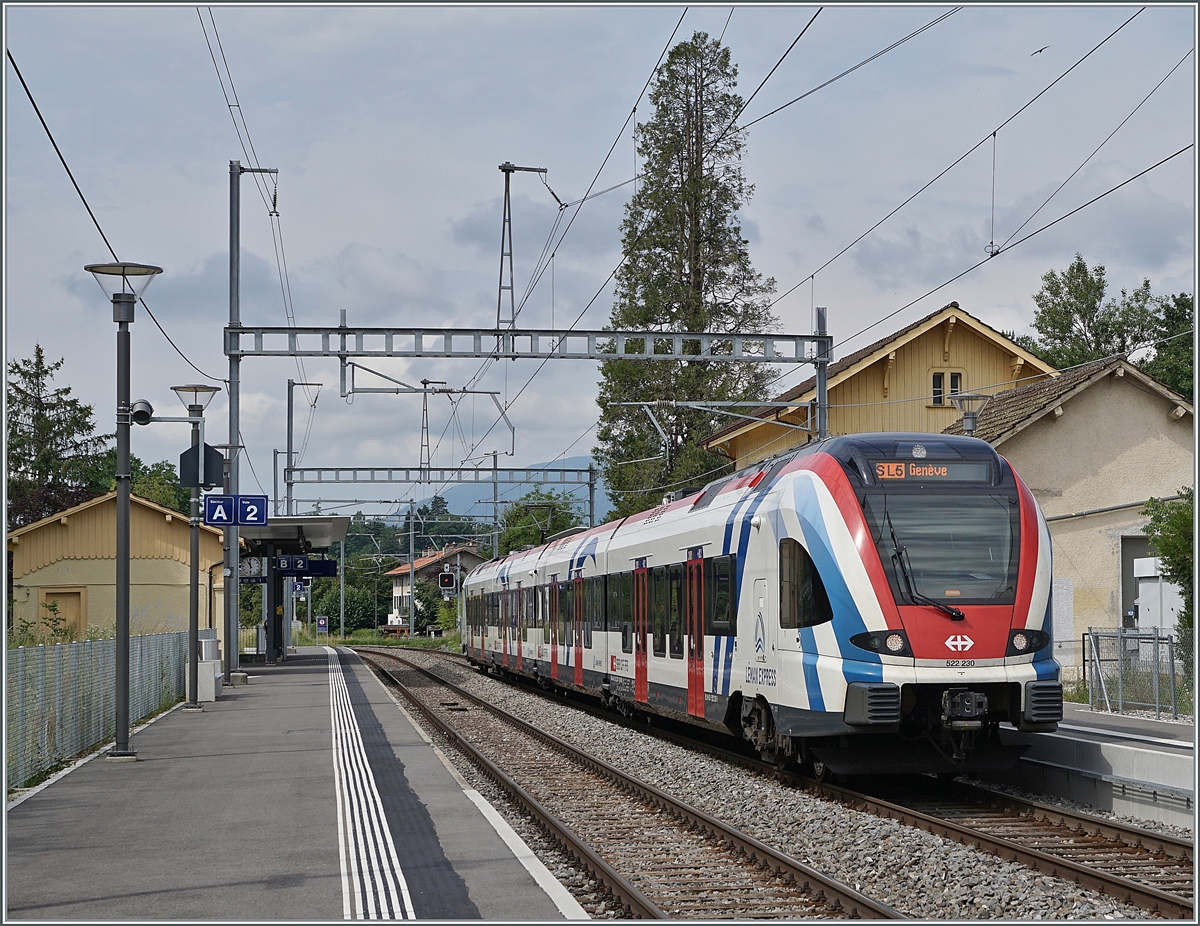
1031, 45, 1049, 56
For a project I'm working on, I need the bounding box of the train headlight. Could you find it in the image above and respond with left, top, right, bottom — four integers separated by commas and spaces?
1006, 628, 1050, 656
850, 630, 912, 657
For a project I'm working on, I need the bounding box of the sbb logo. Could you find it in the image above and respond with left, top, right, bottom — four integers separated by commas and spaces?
945, 634, 975, 652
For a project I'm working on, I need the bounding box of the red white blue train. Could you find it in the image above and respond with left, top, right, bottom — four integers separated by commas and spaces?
463, 433, 1062, 776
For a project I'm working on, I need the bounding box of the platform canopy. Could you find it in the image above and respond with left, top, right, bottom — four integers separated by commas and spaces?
237, 515, 350, 556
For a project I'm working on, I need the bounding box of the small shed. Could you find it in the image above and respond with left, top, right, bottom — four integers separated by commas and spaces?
7, 492, 226, 644
385, 544, 487, 629
943, 357, 1193, 669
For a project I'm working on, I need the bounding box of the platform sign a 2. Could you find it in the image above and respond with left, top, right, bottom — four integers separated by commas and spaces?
203, 495, 269, 527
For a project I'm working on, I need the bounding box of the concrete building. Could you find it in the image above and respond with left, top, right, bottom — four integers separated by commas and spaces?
704, 303, 1054, 468
7, 492, 226, 647
943, 357, 1193, 670
385, 544, 487, 632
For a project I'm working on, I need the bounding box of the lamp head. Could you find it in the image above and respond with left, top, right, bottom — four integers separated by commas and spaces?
171, 383, 220, 412
950, 392, 992, 437
85, 262, 163, 300
130, 399, 154, 426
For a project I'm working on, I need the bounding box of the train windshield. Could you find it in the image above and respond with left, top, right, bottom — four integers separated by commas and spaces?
861, 492, 1019, 604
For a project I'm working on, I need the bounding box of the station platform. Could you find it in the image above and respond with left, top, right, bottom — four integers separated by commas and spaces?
5, 646, 585, 921
993, 701, 1195, 829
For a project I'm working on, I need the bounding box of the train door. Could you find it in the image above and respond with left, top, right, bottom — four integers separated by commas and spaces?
515, 587, 524, 672
573, 576, 585, 686
686, 554, 705, 718
501, 590, 509, 668
549, 581, 559, 681
634, 566, 649, 702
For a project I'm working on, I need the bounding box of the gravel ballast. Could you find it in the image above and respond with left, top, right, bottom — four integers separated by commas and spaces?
379, 650, 1166, 920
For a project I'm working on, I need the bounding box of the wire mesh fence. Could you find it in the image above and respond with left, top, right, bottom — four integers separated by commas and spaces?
1084, 627, 1193, 719
6, 632, 188, 791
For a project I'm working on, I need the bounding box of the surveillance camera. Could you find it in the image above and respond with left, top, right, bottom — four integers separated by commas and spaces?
130, 398, 154, 426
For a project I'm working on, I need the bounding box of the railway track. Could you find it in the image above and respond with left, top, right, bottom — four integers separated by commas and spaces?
374, 646, 1194, 919
358, 648, 902, 920
818, 778, 1193, 920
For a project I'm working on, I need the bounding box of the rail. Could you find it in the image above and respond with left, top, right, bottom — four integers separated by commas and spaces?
358, 648, 902, 919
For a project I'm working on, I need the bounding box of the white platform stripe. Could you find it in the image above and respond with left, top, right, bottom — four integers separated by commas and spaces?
326, 647, 416, 920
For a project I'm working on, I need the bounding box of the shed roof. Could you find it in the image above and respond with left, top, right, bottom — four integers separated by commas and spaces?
941, 356, 1194, 444
385, 544, 484, 577
7, 492, 225, 579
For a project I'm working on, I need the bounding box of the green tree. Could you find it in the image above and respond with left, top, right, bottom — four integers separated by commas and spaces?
312, 583, 377, 635
1141, 487, 1194, 646
1022, 254, 1158, 369
498, 487, 583, 555
595, 32, 778, 518
399, 496, 488, 555
412, 578, 443, 634
84, 451, 190, 515
6, 345, 112, 530
1139, 292, 1193, 398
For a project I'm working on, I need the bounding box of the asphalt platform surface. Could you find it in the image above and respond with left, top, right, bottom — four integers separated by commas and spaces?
5, 646, 574, 921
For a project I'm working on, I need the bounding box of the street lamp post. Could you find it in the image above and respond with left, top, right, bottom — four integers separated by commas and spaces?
172, 385, 220, 710
86, 262, 162, 760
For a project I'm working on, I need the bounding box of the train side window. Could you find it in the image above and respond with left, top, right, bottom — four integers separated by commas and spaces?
651, 566, 667, 657
780, 538, 833, 628
705, 555, 737, 635
668, 563, 684, 658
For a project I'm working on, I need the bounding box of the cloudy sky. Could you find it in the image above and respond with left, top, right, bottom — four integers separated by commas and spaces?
5, 4, 1195, 523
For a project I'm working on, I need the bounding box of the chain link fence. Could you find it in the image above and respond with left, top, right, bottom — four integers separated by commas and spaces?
6, 632, 189, 791
1084, 627, 1193, 719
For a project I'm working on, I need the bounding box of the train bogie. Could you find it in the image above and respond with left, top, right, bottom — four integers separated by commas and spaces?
463, 433, 1063, 775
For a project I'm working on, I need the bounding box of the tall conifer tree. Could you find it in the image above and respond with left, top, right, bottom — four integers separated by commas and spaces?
6, 345, 111, 530
595, 32, 777, 518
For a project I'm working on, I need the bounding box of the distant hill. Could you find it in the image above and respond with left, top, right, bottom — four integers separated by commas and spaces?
411, 455, 613, 526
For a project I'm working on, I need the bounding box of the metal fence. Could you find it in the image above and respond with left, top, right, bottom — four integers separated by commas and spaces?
1084, 627, 1192, 719
6, 631, 189, 790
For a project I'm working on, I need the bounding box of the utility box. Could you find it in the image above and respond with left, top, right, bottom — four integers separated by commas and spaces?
187, 659, 224, 702
1133, 557, 1184, 632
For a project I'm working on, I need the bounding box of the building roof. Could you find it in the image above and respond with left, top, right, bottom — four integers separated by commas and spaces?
385, 544, 483, 577
942, 356, 1194, 444
6, 491, 222, 543
705, 302, 1055, 447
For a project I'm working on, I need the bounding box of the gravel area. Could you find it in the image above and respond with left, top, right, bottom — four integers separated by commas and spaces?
387, 651, 1161, 920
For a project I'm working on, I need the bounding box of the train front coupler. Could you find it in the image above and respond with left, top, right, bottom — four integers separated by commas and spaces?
940, 687, 989, 761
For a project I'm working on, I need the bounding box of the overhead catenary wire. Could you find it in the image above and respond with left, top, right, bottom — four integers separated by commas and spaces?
769, 6, 1146, 311
199, 7, 316, 407
828, 143, 1193, 353
998, 45, 1193, 250
463, 9, 831, 457
6, 48, 225, 385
